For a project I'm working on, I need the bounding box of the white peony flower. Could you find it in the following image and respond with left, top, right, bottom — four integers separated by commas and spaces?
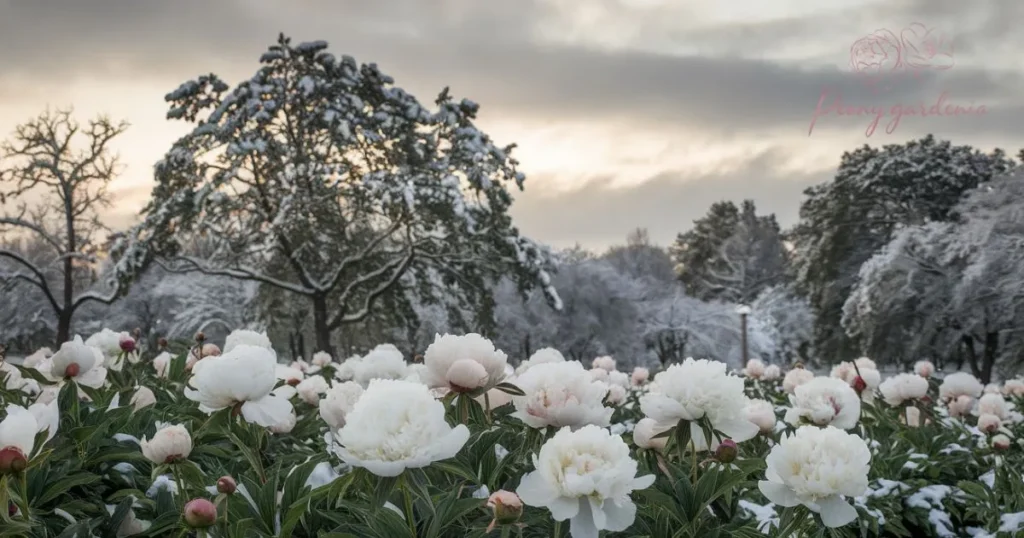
984, 383, 1002, 395
630, 367, 650, 386
22, 348, 52, 368
311, 351, 333, 368
855, 357, 876, 371
783, 368, 815, 394
423, 334, 507, 392
914, 360, 935, 378
184, 345, 294, 428
605, 384, 627, 405
319, 381, 364, 430
290, 359, 310, 373
1, 363, 25, 391
743, 359, 766, 379
153, 352, 172, 378
762, 364, 781, 381
744, 398, 777, 434
331, 379, 469, 477
759, 426, 870, 528
27, 399, 59, 443
939, 372, 984, 402
857, 369, 881, 404
603, 371, 627, 390
296, 375, 330, 405
977, 393, 1008, 420
223, 330, 274, 354
878, 374, 929, 407
334, 355, 361, 382
0, 404, 39, 457
515, 348, 566, 375
269, 410, 297, 434
140, 424, 192, 464
591, 356, 616, 372
404, 363, 429, 384
512, 361, 612, 430
589, 368, 609, 382
50, 336, 107, 388
784, 377, 861, 430
352, 344, 409, 387
1003, 379, 1024, 397
947, 395, 974, 418
639, 359, 758, 451
516, 425, 655, 538
85, 328, 128, 359
632, 418, 669, 452
130, 386, 157, 410
275, 365, 305, 386
978, 413, 1002, 433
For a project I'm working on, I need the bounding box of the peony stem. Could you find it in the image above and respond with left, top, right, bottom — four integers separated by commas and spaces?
172, 464, 186, 510
500, 525, 511, 538
484, 392, 492, 424
553, 520, 562, 537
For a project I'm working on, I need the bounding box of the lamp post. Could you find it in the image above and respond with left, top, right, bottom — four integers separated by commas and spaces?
736, 305, 751, 367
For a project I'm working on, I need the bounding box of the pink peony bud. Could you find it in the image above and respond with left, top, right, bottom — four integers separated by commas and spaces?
992, 434, 1011, 451
487, 490, 523, 525
631, 367, 650, 386
183, 498, 217, 528
216, 476, 237, 495
978, 414, 1002, 433
852, 376, 867, 394
119, 335, 136, 353
714, 439, 738, 464
0, 447, 28, 475
445, 359, 488, 393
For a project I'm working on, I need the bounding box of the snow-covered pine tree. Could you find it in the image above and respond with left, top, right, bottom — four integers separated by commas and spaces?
114, 36, 559, 357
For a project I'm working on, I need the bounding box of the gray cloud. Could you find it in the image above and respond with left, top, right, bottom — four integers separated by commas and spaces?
509, 148, 831, 250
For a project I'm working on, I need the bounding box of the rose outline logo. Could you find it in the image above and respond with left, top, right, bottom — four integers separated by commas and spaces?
848, 23, 955, 90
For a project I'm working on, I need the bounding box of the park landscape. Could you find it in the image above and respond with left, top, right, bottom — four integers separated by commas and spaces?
1, 18, 1024, 538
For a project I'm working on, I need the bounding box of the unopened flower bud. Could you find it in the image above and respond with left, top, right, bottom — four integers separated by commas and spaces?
183, 498, 217, 528
0, 447, 28, 475
195, 332, 206, 343
487, 490, 523, 525
64, 363, 80, 378
216, 476, 237, 495
119, 335, 136, 353
446, 359, 488, 393
714, 439, 738, 464
852, 376, 867, 394
992, 434, 1011, 451
158, 337, 168, 349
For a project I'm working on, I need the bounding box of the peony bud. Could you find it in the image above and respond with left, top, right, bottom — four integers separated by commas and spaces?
64, 363, 80, 378
992, 434, 1011, 451
195, 332, 206, 343
487, 490, 523, 525
446, 359, 488, 393
183, 498, 217, 528
158, 337, 168, 349
216, 476, 237, 495
852, 376, 867, 394
287, 377, 300, 387
0, 447, 28, 475
633, 418, 669, 452
7, 502, 15, 517
978, 414, 1002, 433
714, 439, 738, 464
119, 335, 136, 353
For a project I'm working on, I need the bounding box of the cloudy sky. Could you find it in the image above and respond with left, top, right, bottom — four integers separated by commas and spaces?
1, 0, 1021, 250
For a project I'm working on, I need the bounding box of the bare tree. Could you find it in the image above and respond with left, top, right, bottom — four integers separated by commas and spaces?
0, 108, 131, 345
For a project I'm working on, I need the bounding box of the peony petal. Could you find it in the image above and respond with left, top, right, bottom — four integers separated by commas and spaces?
816, 495, 858, 528
570, 498, 600, 538
76, 366, 107, 389
429, 424, 470, 462
360, 458, 409, 478
516, 471, 559, 508
716, 418, 760, 444
549, 496, 581, 521
758, 481, 800, 507
0, 405, 38, 455
639, 394, 693, 423
631, 474, 656, 491
241, 394, 294, 428
588, 497, 607, 530
599, 498, 638, 532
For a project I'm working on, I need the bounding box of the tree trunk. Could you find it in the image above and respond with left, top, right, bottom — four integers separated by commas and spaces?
56, 308, 72, 346
980, 331, 998, 384
961, 335, 980, 379
311, 294, 334, 357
